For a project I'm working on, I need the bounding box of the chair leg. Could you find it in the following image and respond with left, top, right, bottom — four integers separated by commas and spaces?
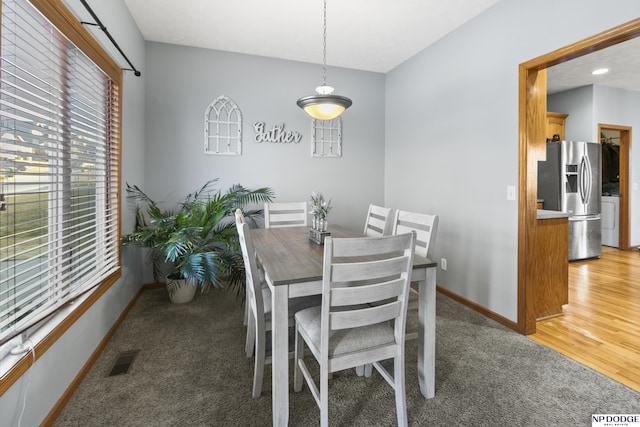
394, 355, 408, 427
355, 364, 373, 377
243, 281, 251, 325
252, 324, 266, 399
364, 363, 373, 377
320, 364, 329, 427
243, 297, 248, 326
245, 312, 256, 357
294, 323, 304, 392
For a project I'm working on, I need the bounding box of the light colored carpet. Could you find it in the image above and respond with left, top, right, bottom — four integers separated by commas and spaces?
53, 287, 639, 426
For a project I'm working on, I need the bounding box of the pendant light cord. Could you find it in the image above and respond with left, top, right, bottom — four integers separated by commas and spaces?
322, 0, 327, 87
296, 0, 352, 119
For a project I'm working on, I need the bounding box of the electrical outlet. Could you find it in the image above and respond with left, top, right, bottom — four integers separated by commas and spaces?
441, 258, 447, 271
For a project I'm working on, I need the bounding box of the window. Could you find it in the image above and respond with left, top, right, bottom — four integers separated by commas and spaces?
311, 117, 342, 157
204, 95, 242, 155
0, 0, 121, 385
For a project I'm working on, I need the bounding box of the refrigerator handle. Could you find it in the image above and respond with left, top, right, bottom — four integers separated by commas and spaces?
580, 155, 592, 205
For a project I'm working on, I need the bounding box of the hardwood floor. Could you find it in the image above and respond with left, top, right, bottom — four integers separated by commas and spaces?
530, 246, 640, 392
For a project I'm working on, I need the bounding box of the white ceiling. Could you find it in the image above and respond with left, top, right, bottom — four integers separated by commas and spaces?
547, 37, 640, 94
122, 0, 640, 93
122, 0, 500, 73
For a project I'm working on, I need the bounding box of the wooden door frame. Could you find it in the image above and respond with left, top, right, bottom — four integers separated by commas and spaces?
518, 18, 640, 335
599, 124, 631, 250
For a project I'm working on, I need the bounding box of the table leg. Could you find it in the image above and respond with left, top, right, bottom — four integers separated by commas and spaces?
418, 266, 436, 398
270, 283, 290, 426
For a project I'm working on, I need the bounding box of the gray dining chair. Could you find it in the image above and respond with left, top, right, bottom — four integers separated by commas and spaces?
393, 209, 439, 339
293, 232, 416, 427
353, 203, 394, 377
264, 201, 308, 228
358, 208, 439, 378
393, 209, 438, 261
236, 209, 260, 327
235, 209, 320, 398
363, 203, 394, 237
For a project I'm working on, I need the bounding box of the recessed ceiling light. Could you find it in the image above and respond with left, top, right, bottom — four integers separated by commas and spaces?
592, 68, 609, 75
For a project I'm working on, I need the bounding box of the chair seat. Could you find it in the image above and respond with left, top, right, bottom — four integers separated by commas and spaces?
296, 306, 395, 357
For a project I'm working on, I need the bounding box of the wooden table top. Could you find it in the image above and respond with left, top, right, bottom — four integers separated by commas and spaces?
250, 225, 436, 286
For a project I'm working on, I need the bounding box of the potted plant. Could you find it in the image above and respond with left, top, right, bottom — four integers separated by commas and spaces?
309, 191, 332, 232
122, 179, 274, 303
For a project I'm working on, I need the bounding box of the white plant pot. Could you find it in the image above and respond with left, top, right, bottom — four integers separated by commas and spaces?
166, 278, 197, 304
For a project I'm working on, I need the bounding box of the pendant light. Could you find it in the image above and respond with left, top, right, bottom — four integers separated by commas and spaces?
297, 0, 352, 120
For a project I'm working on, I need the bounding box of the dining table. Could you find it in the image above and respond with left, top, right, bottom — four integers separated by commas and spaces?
250, 225, 437, 426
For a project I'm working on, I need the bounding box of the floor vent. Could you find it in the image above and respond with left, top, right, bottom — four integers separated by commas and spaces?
108, 350, 139, 376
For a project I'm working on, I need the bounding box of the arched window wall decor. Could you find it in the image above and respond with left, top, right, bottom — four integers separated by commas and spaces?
204, 95, 242, 155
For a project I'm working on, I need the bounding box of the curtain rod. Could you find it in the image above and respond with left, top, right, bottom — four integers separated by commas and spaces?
79, 0, 141, 77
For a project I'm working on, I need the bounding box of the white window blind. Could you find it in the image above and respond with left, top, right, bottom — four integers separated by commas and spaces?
0, 0, 120, 348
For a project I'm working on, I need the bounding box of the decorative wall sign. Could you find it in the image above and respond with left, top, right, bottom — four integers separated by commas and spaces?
204, 95, 242, 155
253, 122, 302, 143
311, 117, 342, 157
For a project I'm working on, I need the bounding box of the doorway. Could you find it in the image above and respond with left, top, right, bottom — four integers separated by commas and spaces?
599, 124, 631, 249
517, 18, 640, 335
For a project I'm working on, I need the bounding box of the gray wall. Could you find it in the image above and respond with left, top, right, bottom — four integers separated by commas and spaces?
143, 43, 385, 234
0, 0, 146, 425
548, 86, 595, 142
593, 85, 640, 246
384, 0, 640, 321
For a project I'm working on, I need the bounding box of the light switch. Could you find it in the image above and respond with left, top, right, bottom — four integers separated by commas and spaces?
507, 185, 516, 201
633, 182, 639, 191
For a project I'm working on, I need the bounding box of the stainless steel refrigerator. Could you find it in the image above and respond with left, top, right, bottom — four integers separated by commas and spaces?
537, 140, 602, 261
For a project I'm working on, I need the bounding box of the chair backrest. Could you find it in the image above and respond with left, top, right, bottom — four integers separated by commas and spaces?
392, 209, 439, 259
320, 232, 415, 370
235, 209, 265, 324
264, 202, 308, 228
235, 208, 246, 225
363, 204, 393, 237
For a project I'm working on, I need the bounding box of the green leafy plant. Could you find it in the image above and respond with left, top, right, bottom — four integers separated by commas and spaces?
309, 191, 332, 219
122, 179, 274, 297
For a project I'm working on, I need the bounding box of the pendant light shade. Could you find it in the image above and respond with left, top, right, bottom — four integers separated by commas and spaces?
297, 85, 352, 121
297, 0, 352, 120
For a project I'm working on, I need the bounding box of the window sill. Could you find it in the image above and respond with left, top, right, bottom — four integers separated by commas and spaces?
0, 270, 120, 396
